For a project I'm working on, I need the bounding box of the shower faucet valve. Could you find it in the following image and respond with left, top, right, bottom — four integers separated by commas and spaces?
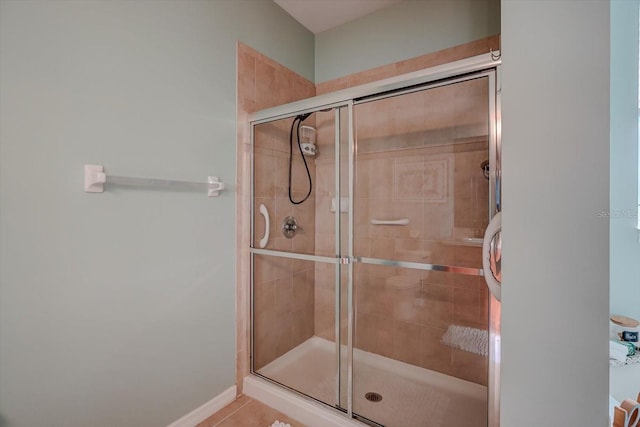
282, 216, 299, 239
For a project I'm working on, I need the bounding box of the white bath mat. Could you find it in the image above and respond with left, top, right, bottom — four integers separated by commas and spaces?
268, 421, 291, 427
441, 325, 488, 356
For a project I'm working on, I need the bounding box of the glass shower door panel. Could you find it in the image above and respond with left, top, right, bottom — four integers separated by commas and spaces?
253, 110, 337, 258
353, 77, 490, 266
351, 76, 491, 427
252, 106, 350, 410
252, 254, 339, 406
352, 262, 489, 427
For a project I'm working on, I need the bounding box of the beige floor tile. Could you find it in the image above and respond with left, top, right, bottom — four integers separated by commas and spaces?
197, 396, 306, 427
196, 395, 251, 427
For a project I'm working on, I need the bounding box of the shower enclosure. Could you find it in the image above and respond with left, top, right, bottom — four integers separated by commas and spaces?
249, 55, 501, 427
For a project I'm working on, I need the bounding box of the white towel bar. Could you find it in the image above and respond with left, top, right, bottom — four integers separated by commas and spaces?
84, 164, 225, 197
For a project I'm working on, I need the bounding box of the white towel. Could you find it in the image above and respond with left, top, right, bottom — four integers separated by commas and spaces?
610, 341, 629, 362
269, 421, 291, 427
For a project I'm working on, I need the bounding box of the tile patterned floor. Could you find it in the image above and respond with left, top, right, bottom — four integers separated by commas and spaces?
197, 395, 306, 427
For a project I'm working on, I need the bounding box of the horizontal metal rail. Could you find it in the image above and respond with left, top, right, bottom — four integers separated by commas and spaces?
358, 256, 484, 276
250, 248, 339, 264
249, 248, 484, 277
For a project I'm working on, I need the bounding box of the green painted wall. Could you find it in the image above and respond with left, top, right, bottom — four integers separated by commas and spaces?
501, 1, 610, 425
610, 0, 640, 324
314, 0, 500, 83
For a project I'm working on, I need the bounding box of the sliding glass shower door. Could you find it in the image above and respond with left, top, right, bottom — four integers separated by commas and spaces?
250, 64, 500, 427
349, 74, 497, 427
251, 106, 351, 410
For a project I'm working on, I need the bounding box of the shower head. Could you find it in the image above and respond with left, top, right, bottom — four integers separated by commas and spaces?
289, 112, 314, 205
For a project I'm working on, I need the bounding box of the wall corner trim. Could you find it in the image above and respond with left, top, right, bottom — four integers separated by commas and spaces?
166, 385, 237, 427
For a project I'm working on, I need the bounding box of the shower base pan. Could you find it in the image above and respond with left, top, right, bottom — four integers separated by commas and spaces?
246, 336, 486, 427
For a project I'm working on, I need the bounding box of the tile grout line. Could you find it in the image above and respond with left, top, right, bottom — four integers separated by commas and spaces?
210, 398, 254, 427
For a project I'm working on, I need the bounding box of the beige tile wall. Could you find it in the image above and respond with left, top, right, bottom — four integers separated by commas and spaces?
236, 43, 316, 381
251, 117, 318, 370
313, 148, 490, 384
351, 150, 490, 385
313, 75, 492, 386
251, 110, 317, 370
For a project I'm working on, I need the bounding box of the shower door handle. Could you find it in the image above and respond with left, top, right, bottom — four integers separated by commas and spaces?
259, 204, 270, 248
482, 211, 502, 301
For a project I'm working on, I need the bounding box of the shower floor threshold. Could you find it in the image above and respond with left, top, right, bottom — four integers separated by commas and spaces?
254, 336, 487, 427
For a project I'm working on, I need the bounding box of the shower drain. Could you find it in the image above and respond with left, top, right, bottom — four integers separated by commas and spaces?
364, 392, 383, 403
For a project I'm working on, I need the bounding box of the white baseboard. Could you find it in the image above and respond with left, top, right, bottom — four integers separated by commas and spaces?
243, 375, 365, 427
167, 385, 237, 427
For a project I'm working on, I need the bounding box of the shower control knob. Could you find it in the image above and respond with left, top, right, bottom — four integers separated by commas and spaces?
282, 216, 298, 239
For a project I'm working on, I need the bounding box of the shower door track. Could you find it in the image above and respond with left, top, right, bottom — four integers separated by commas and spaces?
249, 51, 502, 427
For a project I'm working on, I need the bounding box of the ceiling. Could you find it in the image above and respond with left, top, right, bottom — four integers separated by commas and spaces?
273, 0, 403, 34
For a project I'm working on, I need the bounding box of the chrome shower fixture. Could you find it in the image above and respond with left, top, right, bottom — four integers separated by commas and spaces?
481, 160, 490, 180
